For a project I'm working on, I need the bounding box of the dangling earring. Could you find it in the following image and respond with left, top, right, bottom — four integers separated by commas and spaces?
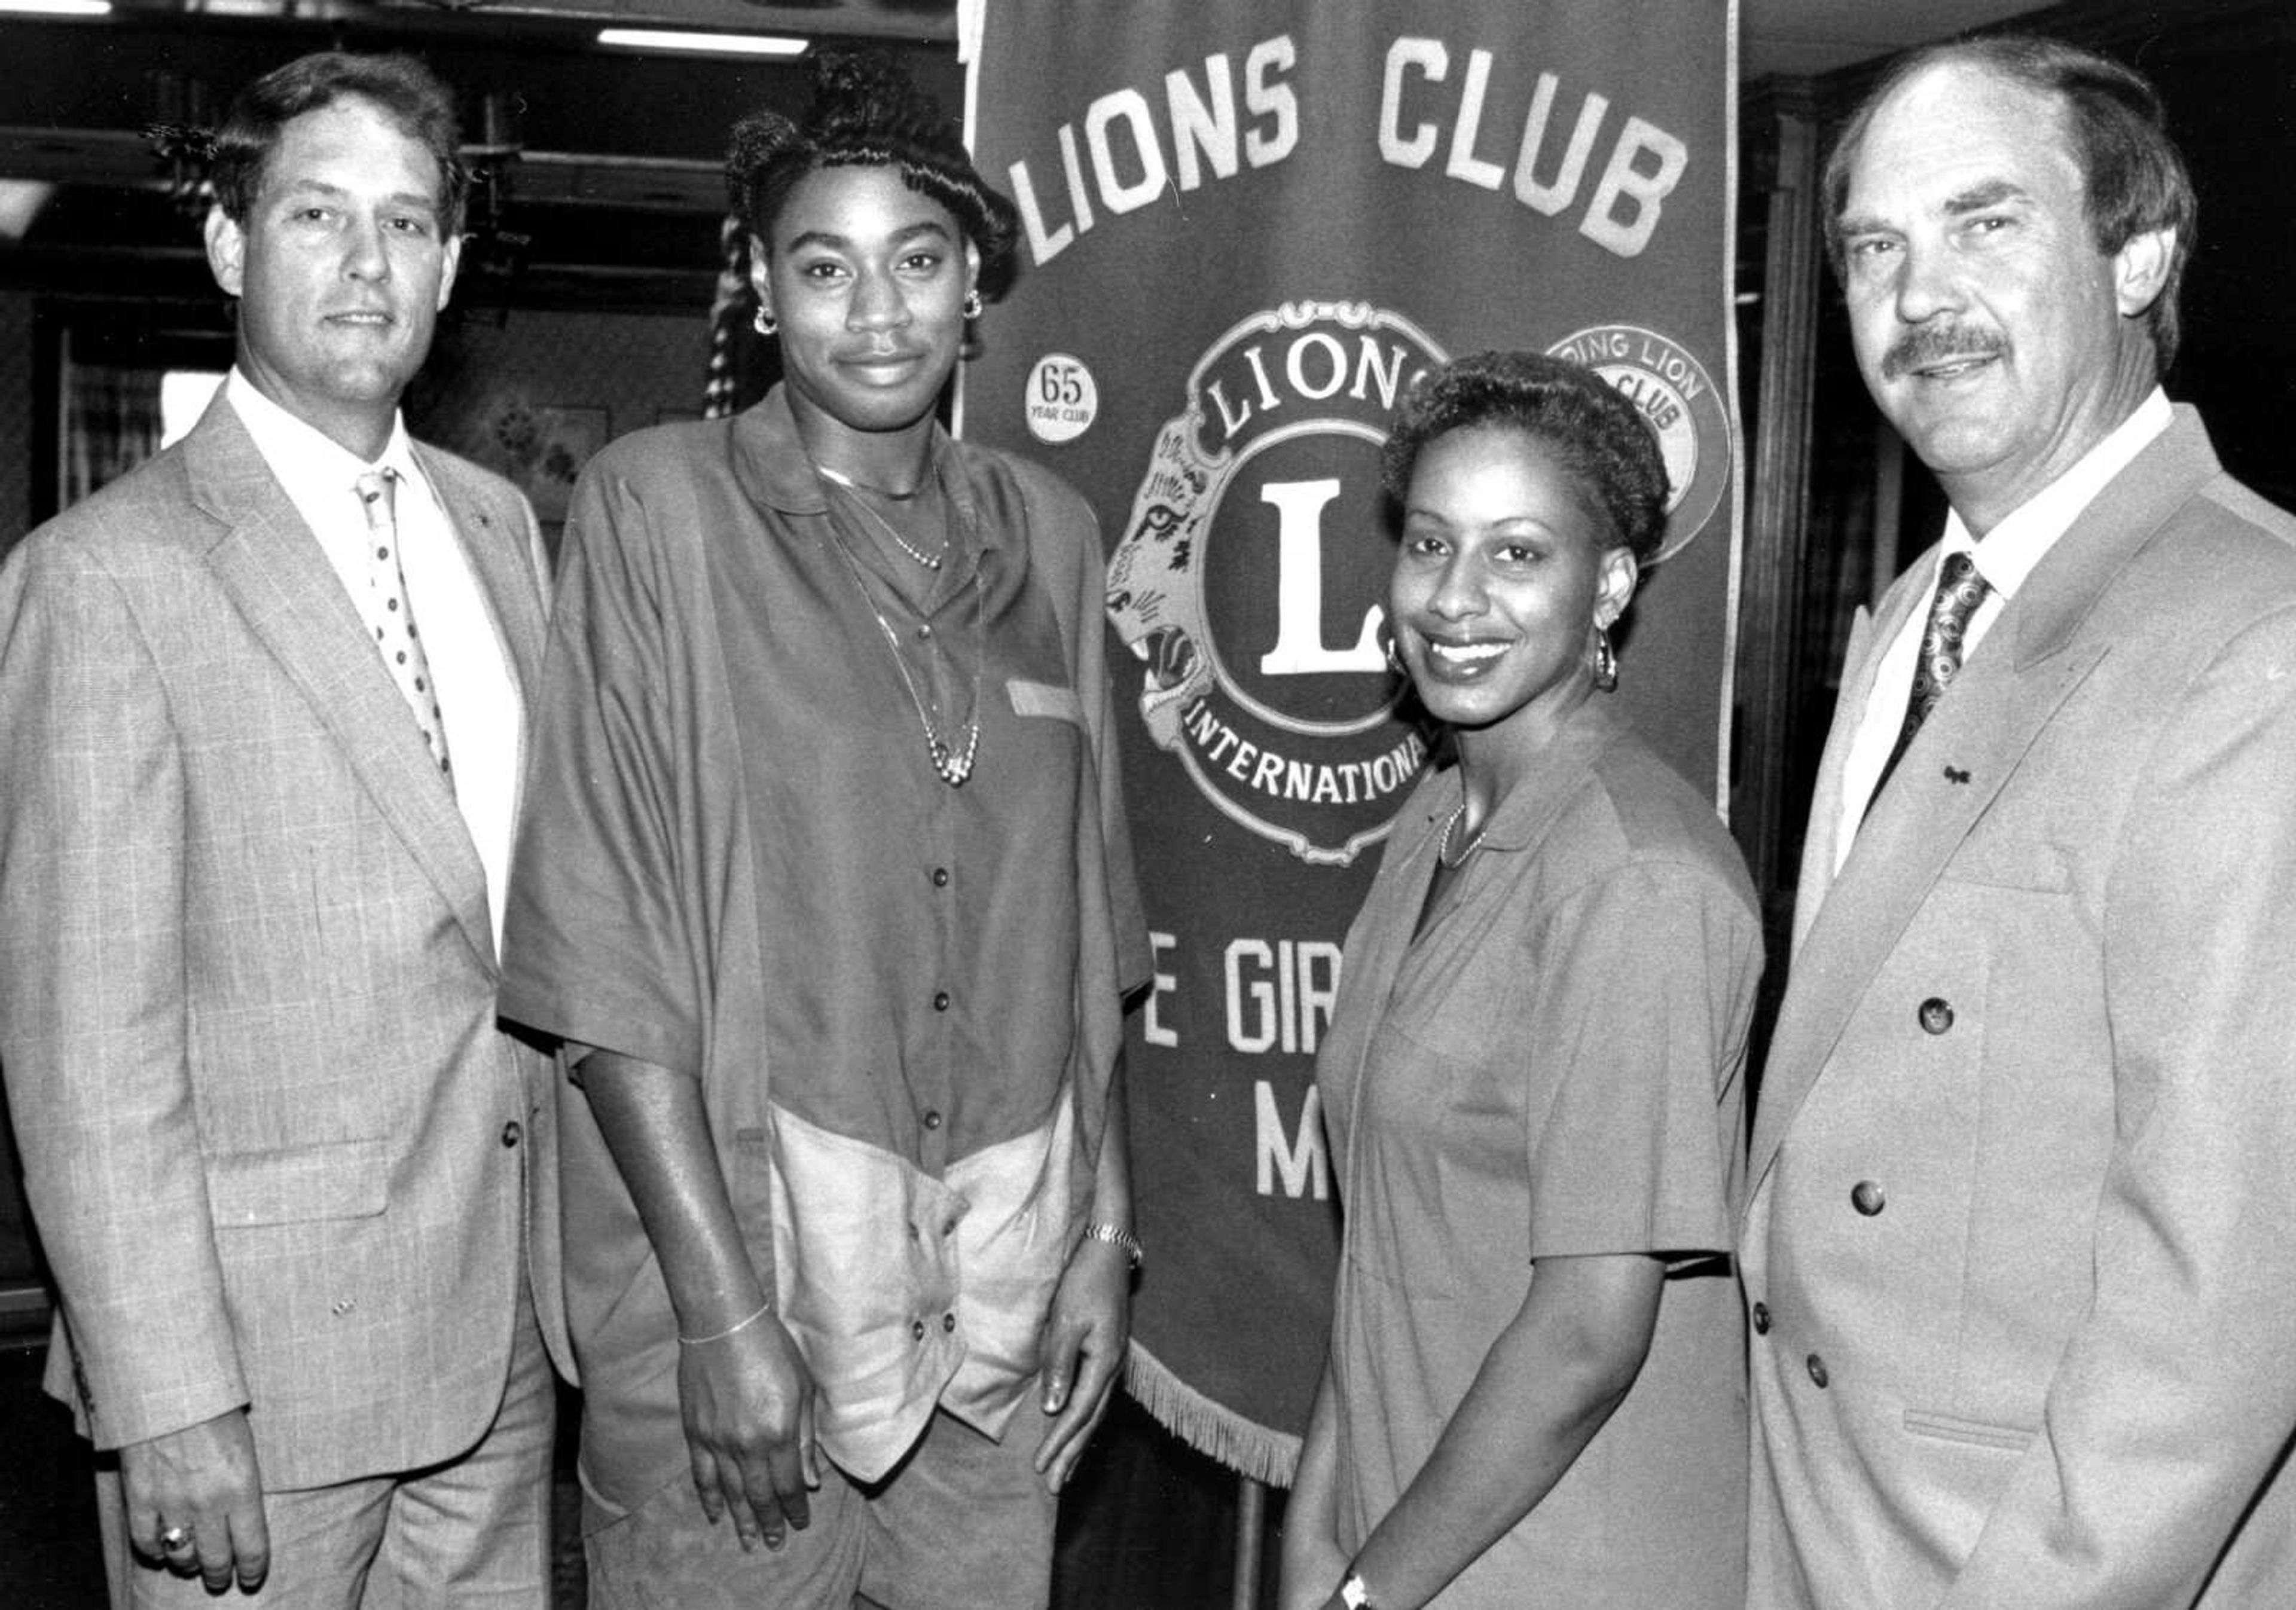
962, 289, 984, 320
753, 307, 778, 337
1591, 624, 1619, 692
1382, 631, 1403, 676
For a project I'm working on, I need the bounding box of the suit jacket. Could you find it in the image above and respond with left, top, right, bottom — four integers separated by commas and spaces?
0, 392, 572, 1492
1741, 408, 2296, 1609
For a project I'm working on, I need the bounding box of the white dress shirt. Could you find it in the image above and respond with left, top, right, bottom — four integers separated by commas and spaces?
224, 371, 523, 952
1835, 386, 2173, 868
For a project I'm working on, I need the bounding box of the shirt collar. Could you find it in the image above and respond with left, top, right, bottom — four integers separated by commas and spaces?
1406, 695, 1629, 860
1940, 386, 2173, 598
225, 369, 422, 509
735, 383, 1000, 558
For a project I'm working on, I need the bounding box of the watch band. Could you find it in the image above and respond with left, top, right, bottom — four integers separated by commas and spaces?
1338, 1569, 1375, 1609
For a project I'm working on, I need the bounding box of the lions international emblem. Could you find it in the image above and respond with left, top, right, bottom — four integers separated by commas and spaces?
1106, 301, 1446, 867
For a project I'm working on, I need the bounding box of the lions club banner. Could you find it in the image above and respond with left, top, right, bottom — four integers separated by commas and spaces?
962, 0, 1741, 1480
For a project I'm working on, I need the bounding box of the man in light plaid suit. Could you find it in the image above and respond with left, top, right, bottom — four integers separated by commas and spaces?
0, 51, 568, 1607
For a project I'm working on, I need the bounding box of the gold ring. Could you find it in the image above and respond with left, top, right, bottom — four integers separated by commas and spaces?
158, 1524, 193, 1551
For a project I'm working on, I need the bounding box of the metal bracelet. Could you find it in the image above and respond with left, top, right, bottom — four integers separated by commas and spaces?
677, 1296, 773, 1346
1080, 1219, 1144, 1272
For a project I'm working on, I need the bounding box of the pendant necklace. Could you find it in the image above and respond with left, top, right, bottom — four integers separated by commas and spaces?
1436, 798, 1489, 869
815, 501, 982, 787
816, 462, 947, 572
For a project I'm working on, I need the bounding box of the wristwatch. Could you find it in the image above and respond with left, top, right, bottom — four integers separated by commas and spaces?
1338, 1569, 1376, 1609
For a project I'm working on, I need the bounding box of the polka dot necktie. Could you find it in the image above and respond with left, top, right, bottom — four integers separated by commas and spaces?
355, 469, 453, 785
1873, 550, 1990, 804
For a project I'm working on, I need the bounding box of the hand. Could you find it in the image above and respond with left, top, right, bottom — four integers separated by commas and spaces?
676, 1307, 822, 1551
1032, 1235, 1131, 1493
121, 1407, 269, 1594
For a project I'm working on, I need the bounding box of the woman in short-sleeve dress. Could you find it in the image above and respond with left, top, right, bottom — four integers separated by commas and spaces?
1280, 352, 1763, 1610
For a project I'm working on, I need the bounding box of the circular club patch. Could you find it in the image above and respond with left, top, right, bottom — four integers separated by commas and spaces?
1545, 324, 1731, 562
1023, 352, 1100, 445
1105, 301, 1449, 866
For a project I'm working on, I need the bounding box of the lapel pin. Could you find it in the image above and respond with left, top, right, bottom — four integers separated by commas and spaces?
1943, 765, 1971, 784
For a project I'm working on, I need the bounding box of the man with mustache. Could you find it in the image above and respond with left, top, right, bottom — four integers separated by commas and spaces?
1741, 34, 2296, 1609
0, 51, 567, 1606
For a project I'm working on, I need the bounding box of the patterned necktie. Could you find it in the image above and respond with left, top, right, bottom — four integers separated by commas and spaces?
355, 469, 453, 784
1873, 549, 1990, 801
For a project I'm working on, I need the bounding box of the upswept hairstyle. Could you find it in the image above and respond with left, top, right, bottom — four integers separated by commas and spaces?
726, 50, 1022, 302
209, 51, 468, 236
1380, 351, 1671, 565
1821, 33, 2197, 371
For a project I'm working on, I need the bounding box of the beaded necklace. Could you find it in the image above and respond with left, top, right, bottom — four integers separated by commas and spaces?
816, 463, 947, 571
813, 479, 982, 787
1436, 798, 1490, 869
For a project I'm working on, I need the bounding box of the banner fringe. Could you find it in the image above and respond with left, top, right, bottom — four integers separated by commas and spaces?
1124, 1342, 1300, 1488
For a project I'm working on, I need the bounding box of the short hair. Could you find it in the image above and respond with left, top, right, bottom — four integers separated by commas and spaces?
1380, 350, 1671, 564
1822, 33, 2196, 371
726, 50, 1022, 301
210, 51, 468, 236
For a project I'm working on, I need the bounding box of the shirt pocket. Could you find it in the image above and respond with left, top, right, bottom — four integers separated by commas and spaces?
1006, 679, 1083, 724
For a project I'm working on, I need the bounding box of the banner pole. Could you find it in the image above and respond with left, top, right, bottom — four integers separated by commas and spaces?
1232, 1474, 1266, 1610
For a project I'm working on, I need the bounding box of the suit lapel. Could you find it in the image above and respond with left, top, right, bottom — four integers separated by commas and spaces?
184, 397, 496, 969
414, 441, 548, 696
1747, 409, 2225, 1199
1789, 588, 1901, 959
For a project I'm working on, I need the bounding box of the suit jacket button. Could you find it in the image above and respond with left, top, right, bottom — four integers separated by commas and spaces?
911, 1319, 927, 1342
1806, 1353, 1830, 1388
1918, 997, 1955, 1034
500, 1120, 523, 1148
1851, 1180, 1886, 1216
1751, 1301, 1772, 1334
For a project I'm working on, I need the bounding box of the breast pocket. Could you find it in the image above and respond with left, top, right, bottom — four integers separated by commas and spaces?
1006, 679, 1083, 724
207, 1136, 390, 1227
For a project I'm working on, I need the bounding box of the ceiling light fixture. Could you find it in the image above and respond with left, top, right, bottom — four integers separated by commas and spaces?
0, 0, 113, 14
596, 28, 808, 59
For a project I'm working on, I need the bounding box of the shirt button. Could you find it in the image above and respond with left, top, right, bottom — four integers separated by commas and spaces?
922, 1110, 943, 1131
942, 1312, 956, 1333
1852, 1180, 1887, 1217
933, 989, 951, 1012
1807, 1353, 1830, 1388
917, 622, 933, 640
1751, 1301, 1771, 1335
931, 866, 950, 888
500, 1121, 522, 1148
1918, 997, 1955, 1034
911, 1319, 926, 1341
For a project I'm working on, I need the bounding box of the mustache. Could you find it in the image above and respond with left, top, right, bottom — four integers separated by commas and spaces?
1880, 325, 2006, 381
